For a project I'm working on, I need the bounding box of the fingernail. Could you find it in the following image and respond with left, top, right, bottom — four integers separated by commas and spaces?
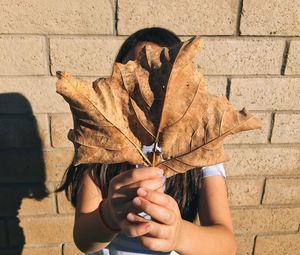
133, 197, 141, 206
127, 212, 134, 221
137, 188, 147, 196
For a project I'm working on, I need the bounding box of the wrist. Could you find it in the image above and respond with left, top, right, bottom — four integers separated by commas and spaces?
98, 199, 121, 233
174, 219, 189, 254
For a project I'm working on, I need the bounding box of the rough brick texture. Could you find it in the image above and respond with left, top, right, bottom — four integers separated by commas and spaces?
190, 37, 285, 75
255, 234, 300, 255
286, 40, 300, 75
7, 216, 74, 245
224, 146, 300, 176
118, 0, 239, 35
1, 1, 299, 254
262, 177, 300, 205
0, 0, 114, 35
50, 113, 73, 148
235, 235, 254, 255
240, 0, 300, 36
50, 37, 125, 76
271, 113, 300, 143
63, 243, 85, 255
21, 245, 61, 255
227, 177, 264, 206
231, 207, 300, 234
0, 36, 47, 75
0, 77, 70, 113
230, 78, 300, 110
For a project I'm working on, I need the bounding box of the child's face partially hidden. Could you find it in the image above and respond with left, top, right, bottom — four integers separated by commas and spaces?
122, 41, 162, 63
119, 41, 162, 173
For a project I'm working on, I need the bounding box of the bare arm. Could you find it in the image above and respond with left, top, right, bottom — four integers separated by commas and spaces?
73, 171, 116, 253
176, 175, 237, 255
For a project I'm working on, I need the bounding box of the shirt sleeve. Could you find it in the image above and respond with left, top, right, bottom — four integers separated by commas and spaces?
201, 162, 226, 179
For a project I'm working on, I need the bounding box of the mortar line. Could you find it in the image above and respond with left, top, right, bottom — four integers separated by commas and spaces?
268, 112, 275, 143
3, 73, 300, 78
252, 235, 257, 255
54, 189, 60, 214
45, 36, 52, 76
236, 0, 244, 36
0, 33, 299, 38
281, 40, 291, 75
226, 77, 231, 100
48, 113, 53, 148
114, 0, 119, 36
259, 177, 267, 205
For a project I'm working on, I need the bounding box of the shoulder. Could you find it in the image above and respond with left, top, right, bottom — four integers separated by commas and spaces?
201, 162, 226, 179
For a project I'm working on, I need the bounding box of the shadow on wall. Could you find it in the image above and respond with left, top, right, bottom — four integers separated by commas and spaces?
0, 93, 49, 254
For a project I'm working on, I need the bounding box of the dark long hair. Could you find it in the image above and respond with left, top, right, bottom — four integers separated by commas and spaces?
54, 27, 203, 223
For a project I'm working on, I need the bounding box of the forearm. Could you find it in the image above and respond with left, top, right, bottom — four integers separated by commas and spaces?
73, 206, 117, 254
176, 220, 237, 255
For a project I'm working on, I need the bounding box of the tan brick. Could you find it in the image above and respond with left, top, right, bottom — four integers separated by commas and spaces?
0, 149, 74, 183
272, 113, 300, 143
0, 76, 70, 113
231, 207, 300, 234
22, 245, 61, 255
225, 112, 270, 144
0, 220, 7, 247
44, 149, 75, 182
51, 113, 73, 148
36, 114, 51, 148
0, 36, 47, 75
8, 216, 74, 245
0, 186, 54, 216
286, 40, 300, 75
0, 114, 50, 149
205, 77, 228, 96
230, 78, 300, 110
63, 243, 85, 255
262, 177, 300, 205
189, 37, 285, 75
50, 36, 125, 76
235, 234, 254, 255
255, 234, 300, 255
56, 190, 75, 214
240, 1, 300, 36
224, 146, 300, 176
227, 177, 264, 206
0, 0, 113, 35
118, 0, 239, 35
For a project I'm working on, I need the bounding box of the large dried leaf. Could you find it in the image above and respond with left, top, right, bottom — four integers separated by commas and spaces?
55, 35, 263, 177
56, 67, 148, 166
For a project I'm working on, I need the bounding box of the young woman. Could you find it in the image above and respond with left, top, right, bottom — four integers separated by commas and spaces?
55, 27, 237, 255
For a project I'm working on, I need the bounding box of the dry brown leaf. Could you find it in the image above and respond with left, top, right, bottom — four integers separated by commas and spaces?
55, 35, 263, 177
55, 67, 148, 166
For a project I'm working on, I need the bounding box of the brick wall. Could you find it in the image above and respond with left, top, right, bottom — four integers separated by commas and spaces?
0, 0, 299, 254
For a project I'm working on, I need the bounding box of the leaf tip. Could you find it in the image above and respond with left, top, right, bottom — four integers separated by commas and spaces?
56, 71, 71, 79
